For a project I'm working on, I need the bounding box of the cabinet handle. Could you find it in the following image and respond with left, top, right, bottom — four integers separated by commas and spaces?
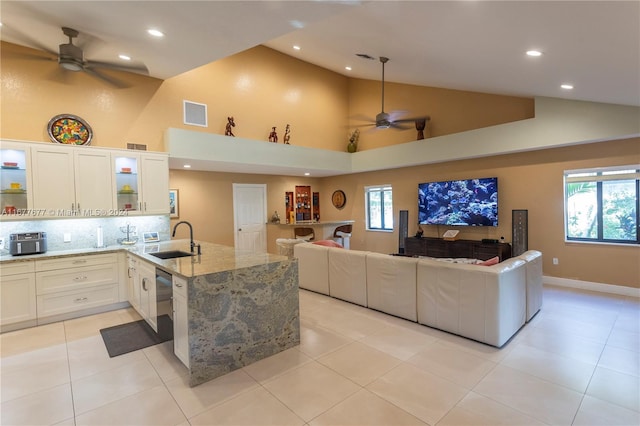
73, 276, 88, 281
72, 203, 75, 211
175, 282, 183, 288
142, 278, 148, 291
74, 297, 88, 303
127, 268, 132, 278
144, 202, 147, 211
72, 259, 87, 264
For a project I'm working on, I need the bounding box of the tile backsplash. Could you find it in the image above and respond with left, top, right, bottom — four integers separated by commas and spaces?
0, 215, 170, 253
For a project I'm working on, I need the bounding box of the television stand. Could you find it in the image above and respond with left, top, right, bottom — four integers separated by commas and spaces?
404, 237, 511, 261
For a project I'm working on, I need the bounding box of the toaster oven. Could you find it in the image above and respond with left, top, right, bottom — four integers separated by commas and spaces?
9, 232, 47, 255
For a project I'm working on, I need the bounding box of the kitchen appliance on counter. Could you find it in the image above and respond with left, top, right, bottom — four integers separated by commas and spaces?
9, 232, 47, 255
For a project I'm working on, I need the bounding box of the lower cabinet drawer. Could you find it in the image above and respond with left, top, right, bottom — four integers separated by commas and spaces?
36, 264, 118, 295
37, 284, 119, 318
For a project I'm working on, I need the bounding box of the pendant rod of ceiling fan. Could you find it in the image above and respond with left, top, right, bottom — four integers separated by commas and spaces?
380, 56, 388, 113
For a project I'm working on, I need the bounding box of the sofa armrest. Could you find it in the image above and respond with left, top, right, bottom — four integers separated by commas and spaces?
514, 250, 543, 321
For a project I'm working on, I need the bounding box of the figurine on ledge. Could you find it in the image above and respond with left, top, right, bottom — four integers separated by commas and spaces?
268, 127, 278, 143
283, 124, 291, 144
415, 223, 424, 238
225, 116, 235, 136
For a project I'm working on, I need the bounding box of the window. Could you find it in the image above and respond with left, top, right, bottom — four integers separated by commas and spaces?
564, 166, 639, 244
365, 185, 393, 231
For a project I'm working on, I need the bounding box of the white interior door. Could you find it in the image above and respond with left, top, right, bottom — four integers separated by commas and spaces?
233, 183, 267, 253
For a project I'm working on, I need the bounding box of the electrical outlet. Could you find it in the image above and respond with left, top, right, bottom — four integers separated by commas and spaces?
553, 257, 559, 265
64, 233, 72, 243
0, 237, 4, 250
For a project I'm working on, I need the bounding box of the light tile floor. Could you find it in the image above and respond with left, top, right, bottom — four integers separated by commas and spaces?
1, 285, 639, 426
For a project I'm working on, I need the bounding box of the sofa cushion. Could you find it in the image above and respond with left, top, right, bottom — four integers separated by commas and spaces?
366, 252, 418, 321
328, 247, 367, 306
294, 242, 329, 295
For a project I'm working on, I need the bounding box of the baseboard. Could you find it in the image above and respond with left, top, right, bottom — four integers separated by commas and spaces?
544, 275, 640, 298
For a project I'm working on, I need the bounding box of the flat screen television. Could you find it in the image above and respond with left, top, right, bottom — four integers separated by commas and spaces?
418, 177, 498, 226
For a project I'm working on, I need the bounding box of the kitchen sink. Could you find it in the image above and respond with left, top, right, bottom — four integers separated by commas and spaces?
149, 250, 193, 259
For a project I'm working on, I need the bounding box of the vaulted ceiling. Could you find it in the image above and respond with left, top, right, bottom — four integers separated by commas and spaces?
1, 1, 638, 106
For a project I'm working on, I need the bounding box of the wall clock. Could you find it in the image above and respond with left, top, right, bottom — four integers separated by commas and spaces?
332, 190, 346, 209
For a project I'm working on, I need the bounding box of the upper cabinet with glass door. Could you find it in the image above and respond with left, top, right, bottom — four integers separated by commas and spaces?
112, 152, 169, 215
113, 155, 141, 213
0, 142, 33, 217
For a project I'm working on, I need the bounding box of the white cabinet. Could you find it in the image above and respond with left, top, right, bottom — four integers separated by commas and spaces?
140, 154, 170, 214
35, 254, 119, 319
172, 275, 189, 368
136, 259, 157, 332
31, 144, 113, 214
0, 262, 36, 330
112, 152, 169, 214
127, 254, 140, 311
3, 140, 169, 218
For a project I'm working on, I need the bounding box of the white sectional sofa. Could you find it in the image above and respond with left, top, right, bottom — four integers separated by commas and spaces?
416, 257, 526, 347
294, 242, 543, 347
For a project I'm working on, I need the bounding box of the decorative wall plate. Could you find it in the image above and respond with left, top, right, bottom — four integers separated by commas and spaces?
332, 190, 346, 209
47, 114, 93, 145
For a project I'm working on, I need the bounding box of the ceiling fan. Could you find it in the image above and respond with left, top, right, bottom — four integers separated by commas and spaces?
7, 26, 149, 87
357, 56, 430, 130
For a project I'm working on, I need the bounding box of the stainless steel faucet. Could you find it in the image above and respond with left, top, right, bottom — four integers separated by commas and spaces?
172, 221, 200, 254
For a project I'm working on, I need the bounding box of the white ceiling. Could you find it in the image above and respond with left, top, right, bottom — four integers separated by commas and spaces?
1, 1, 638, 107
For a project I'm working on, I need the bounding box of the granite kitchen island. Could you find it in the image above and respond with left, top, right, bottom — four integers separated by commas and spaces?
133, 240, 300, 387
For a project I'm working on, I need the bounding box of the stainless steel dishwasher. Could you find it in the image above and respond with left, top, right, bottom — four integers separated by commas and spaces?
155, 268, 174, 341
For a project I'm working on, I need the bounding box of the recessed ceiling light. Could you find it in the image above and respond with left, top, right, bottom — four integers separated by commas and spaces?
304, 172, 310, 176
118, 54, 131, 61
345, 66, 352, 71
526, 50, 542, 57
183, 164, 192, 168
293, 45, 301, 51
561, 84, 574, 90
147, 29, 164, 37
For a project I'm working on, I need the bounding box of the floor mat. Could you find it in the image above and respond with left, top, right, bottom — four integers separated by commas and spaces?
100, 318, 172, 357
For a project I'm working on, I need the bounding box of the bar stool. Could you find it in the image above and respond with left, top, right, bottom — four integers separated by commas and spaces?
294, 227, 314, 241
333, 224, 352, 249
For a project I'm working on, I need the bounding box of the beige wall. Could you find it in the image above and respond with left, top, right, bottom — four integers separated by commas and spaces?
170, 137, 639, 289
2, 42, 532, 152
2, 41, 637, 289
316, 137, 639, 288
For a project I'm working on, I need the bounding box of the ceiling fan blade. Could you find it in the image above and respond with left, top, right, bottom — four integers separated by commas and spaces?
392, 116, 431, 124
85, 59, 149, 75
389, 122, 413, 130
83, 67, 130, 88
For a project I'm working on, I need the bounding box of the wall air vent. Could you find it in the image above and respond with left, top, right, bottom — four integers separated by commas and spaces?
126, 143, 147, 151
183, 100, 208, 127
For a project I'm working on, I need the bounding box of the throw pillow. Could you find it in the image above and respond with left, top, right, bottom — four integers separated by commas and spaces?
477, 256, 499, 266
312, 240, 344, 248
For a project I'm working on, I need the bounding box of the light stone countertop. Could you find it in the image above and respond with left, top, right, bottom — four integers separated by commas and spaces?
0, 239, 290, 279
